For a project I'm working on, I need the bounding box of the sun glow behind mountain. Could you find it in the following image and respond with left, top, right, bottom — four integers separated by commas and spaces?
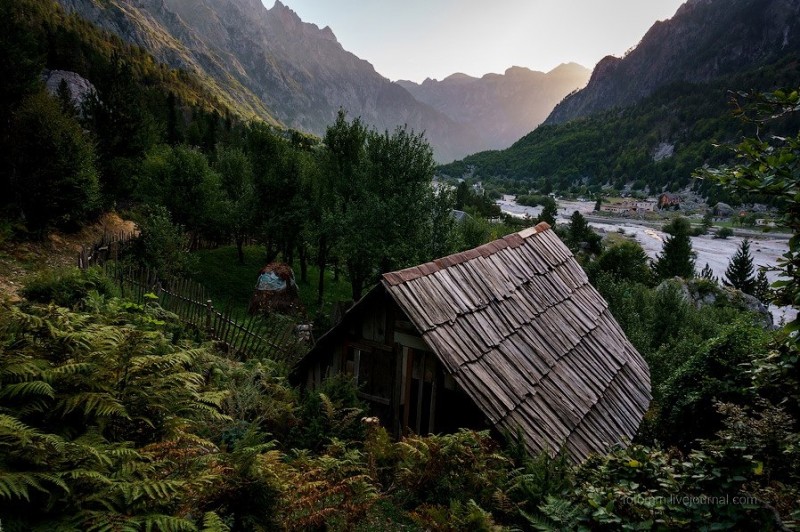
268, 0, 686, 82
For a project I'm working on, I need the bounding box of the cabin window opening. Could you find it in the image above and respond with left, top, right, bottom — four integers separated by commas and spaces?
357, 349, 393, 402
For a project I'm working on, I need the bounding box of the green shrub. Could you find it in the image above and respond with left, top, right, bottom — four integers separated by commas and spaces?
715, 226, 734, 239
21, 266, 117, 307
289, 374, 366, 451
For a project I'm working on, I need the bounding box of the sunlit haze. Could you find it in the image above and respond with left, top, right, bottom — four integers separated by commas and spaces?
264, 0, 687, 82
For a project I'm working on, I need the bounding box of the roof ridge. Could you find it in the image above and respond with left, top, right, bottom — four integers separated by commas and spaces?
382, 222, 551, 287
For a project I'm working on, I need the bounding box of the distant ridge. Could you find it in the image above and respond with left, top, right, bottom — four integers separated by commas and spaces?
397, 63, 590, 151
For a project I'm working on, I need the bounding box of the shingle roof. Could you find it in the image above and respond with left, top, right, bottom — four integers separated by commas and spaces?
382, 222, 651, 461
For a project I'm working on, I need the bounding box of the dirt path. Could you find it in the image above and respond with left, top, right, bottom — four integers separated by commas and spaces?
0, 213, 136, 302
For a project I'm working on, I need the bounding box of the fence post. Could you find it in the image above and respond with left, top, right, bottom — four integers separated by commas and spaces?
206, 300, 214, 337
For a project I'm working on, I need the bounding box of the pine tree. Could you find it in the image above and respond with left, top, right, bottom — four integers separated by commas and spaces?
566, 210, 600, 254
700, 263, 717, 283
752, 269, 771, 304
724, 238, 755, 294
539, 197, 557, 226
653, 217, 696, 280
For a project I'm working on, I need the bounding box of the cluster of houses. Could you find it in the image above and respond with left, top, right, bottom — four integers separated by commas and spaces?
599, 193, 681, 215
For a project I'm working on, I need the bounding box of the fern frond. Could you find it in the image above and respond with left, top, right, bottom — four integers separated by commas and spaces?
319, 393, 335, 421
201, 511, 231, 532
63, 468, 113, 485
0, 360, 46, 381
47, 362, 93, 377
59, 392, 130, 420
0, 380, 55, 400
0, 471, 66, 500
136, 514, 196, 532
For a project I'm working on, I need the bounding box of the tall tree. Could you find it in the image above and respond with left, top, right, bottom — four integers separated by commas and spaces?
566, 210, 601, 254
11, 91, 100, 234
538, 196, 557, 226
653, 217, 696, 280
320, 110, 368, 302
215, 146, 256, 264
724, 238, 755, 293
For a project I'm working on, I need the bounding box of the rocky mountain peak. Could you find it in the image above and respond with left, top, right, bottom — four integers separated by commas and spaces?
545, 0, 800, 125
269, 0, 301, 26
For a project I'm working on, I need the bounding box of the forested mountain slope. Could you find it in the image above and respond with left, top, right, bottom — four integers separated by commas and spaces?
56, 0, 484, 161
439, 57, 800, 194
440, 0, 800, 194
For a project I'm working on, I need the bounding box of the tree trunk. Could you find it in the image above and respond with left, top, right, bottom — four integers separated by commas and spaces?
317, 236, 327, 305
298, 241, 308, 283
235, 235, 244, 265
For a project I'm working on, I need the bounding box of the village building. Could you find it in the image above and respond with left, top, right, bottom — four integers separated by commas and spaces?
635, 200, 657, 212
658, 193, 682, 210
600, 200, 657, 215
291, 223, 651, 462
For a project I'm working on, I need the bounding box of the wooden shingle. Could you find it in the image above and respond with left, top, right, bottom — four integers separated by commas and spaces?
382, 224, 651, 461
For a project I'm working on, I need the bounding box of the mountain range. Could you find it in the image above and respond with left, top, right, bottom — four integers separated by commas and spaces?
398, 64, 589, 152
440, 0, 800, 194
55, 0, 586, 162
546, 0, 800, 124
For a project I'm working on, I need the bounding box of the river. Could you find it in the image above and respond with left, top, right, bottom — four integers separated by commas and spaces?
497, 196, 795, 324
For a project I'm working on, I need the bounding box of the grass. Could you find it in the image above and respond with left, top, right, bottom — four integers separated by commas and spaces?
191, 245, 354, 325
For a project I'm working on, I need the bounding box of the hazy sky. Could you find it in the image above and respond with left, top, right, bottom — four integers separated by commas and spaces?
263, 0, 687, 82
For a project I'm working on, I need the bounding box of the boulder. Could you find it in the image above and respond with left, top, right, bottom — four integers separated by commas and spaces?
658, 277, 773, 328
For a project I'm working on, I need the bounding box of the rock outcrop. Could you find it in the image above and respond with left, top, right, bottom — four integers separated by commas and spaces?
42, 70, 97, 114
546, 0, 800, 125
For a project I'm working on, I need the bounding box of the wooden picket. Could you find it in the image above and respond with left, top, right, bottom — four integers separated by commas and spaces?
101, 261, 304, 362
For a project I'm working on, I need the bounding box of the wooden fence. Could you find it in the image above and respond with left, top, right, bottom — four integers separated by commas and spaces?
77, 230, 134, 269
76, 231, 308, 363
102, 262, 305, 363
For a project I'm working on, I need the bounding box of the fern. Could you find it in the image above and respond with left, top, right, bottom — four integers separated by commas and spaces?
0, 471, 67, 501
523, 495, 586, 531
200, 511, 231, 532
0, 380, 55, 400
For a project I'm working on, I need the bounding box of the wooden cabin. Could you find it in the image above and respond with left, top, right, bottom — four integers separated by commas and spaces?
291, 223, 651, 462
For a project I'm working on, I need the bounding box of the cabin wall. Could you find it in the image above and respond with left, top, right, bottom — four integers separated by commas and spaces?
302, 297, 485, 437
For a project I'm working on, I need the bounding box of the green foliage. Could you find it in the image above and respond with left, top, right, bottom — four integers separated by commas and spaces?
537, 196, 557, 226
588, 239, 653, 285
130, 205, 196, 280
724, 238, 756, 293
653, 217, 696, 280
565, 210, 601, 255
552, 443, 774, 530
320, 111, 455, 300
214, 146, 257, 264
0, 301, 229, 529
714, 226, 734, 239
290, 374, 366, 451
137, 145, 224, 241
21, 266, 117, 308
753, 269, 771, 304
654, 318, 770, 447
10, 91, 100, 233
392, 430, 510, 510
